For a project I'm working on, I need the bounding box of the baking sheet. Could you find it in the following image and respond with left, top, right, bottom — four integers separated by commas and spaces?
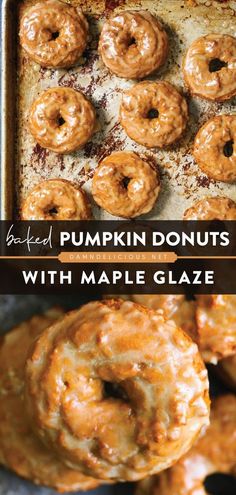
0, 1, 236, 493
1, 0, 236, 219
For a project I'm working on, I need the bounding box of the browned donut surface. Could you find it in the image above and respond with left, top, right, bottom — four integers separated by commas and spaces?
99, 10, 168, 79
92, 151, 160, 218
196, 295, 236, 364
22, 179, 92, 220
126, 295, 197, 341
0, 308, 100, 492
183, 34, 236, 101
184, 196, 236, 220
29, 87, 96, 154
20, 0, 88, 68
136, 395, 236, 495
120, 81, 188, 148
193, 115, 236, 183
25, 299, 209, 481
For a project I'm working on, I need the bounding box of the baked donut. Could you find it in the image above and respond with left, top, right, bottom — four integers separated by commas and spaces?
22, 179, 92, 220
193, 115, 236, 183
184, 196, 236, 220
92, 151, 160, 218
130, 295, 197, 341
29, 87, 96, 154
217, 354, 236, 392
183, 34, 236, 101
19, 0, 88, 68
120, 81, 188, 148
196, 295, 236, 364
99, 10, 168, 79
25, 299, 209, 482
0, 308, 99, 492
136, 394, 236, 495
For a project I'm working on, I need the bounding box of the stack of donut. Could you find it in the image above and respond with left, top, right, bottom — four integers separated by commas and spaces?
0, 299, 210, 491
1, 296, 235, 492
19, 0, 236, 220
109, 294, 236, 493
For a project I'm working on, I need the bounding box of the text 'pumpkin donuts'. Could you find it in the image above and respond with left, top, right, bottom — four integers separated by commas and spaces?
183, 34, 236, 101
22, 179, 92, 220
196, 295, 236, 364
183, 196, 236, 220
120, 81, 188, 148
92, 151, 160, 218
194, 115, 236, 183
20, 0, 88, 68
29, 87, 96, 154
26, 299, 209, 482
99, 10, 168, 79
136, 395, 236, 495
0, 308, 100, 492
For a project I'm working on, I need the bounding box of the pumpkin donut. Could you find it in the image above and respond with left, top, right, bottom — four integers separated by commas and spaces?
99, 10, 168, 79
25, 299, 209, 482
120, 81, 188, 148
22, 179, 92, 220
193, 115, 236, 183
92, 151, 160, 218
20, 0, 88, 68
196, 295, 236, 364
130, 295, 197, 341
184, 196, 236, 220
0, 308, 100, 492
136, 395, 236, 495
183, 34, 236, 101
29, 87, 96, 154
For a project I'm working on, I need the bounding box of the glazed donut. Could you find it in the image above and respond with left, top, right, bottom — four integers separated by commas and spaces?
136, 395, 236, 495
99, 10, 168, 79
25, 299, 209, 481
184, 196, 236, 220
22, 179, 92, 220
19, 0, 88, 68
0, 308, 99, 492
183, 34, 236, 101
196, 295, 236, 364
92, 151, 160, 218
120, 81, 188, 148
130, 295, 197, 341
29, 87, 96, 154
217, 354, 236, 391
193, 115, 236, 183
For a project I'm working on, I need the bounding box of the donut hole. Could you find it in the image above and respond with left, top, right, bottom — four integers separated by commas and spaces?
122, 177, 131, 189
223, 140, 234, 158
147, 108, 159, 120
103, 381, 129, 402
51, 31, 60, 40
57, 116, 66, 127
128, 36, 136, 47
204, 473, 236, 494
209, 58, 227, 73
46, 206, 59, 217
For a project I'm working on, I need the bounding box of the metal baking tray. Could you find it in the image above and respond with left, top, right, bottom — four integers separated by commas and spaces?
1, 0, 236, 220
